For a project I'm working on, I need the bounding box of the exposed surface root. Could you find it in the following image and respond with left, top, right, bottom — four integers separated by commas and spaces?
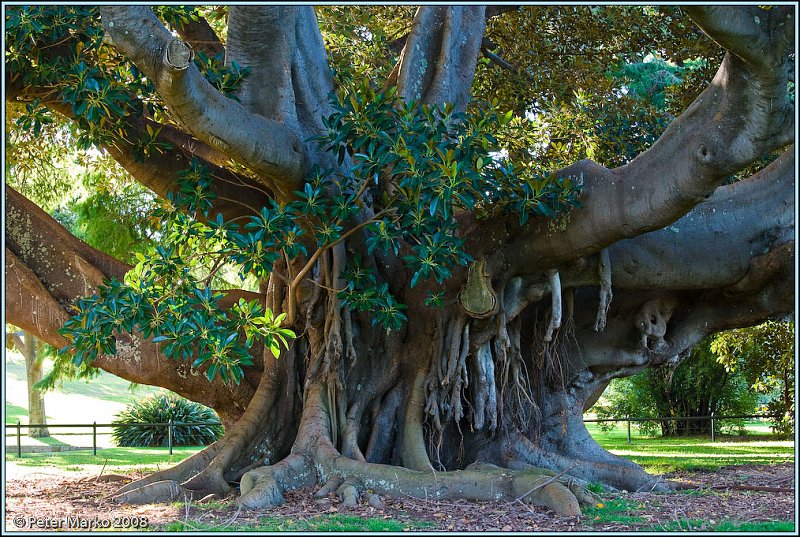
239, 454, 316, 509
506, 432, 671, 494
111, 479, 193, 504
326, 456, 584, 516
238, 448, 590, 516
112, 441, 221, 498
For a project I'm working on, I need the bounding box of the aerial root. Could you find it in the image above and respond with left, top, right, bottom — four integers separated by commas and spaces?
594, 248, 612, 332
544, 269, 562, 342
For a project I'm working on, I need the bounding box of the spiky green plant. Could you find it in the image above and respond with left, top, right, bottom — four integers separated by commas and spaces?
111, 393, 222, 447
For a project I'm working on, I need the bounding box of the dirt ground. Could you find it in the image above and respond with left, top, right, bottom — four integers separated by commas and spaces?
4, 462, 795, 532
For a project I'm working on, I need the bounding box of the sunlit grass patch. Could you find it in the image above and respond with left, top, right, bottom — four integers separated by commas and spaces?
162, 513, 434, 532
647, 518, 795, 532
6, 446, 202, 471
585, 422, 794, 473
581, 498, 646, 525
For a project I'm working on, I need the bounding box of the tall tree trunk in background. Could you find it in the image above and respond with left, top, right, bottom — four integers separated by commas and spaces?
10, 331, 50, 438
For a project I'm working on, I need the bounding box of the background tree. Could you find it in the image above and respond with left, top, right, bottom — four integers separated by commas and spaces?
712, 320, 795, 435
5, 329, 50, 438
593, 337, 759, 437
5, 5, 794, 515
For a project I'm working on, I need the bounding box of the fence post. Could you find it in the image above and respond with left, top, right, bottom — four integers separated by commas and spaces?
93, 421, 97, 456
168, 419, 173, 455
710, 412, 715, 442
17, 421, 22, 458
626, 415, 631, 444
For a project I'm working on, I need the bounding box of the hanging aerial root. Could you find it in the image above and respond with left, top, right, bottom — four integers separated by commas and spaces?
594, 249, 612, 332
470, 341, 497, 431
543, 269, 562, 342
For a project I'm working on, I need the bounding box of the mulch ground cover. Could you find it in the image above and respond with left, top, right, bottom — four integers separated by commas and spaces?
4, 462, 795, 532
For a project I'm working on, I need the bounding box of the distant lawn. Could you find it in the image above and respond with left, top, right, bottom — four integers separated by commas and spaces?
5, 348, 169, 426
6, 446, 202, 472
586, 422, 794, 473
5, 403, 28, 424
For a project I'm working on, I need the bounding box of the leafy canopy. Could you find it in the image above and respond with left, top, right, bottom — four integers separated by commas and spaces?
11, 6, 738, 388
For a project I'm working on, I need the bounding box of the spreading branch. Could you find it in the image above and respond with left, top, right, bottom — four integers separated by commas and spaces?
396, 6, 487, 112
5, 185, 264, 422
100, 6, 308, 197
497, 7, 793, 273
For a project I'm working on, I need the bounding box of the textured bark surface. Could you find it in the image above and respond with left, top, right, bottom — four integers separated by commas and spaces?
5, 5, 794, 516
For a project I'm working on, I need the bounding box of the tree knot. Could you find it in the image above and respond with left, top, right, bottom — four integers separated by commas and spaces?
164, 38, 194, 71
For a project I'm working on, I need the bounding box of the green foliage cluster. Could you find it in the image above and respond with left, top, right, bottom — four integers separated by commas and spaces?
711, 321, 795, 435
317, 5, 414, 89
317, 82, 582, 305
56, 77, 580, 379
594, 336, 758, 436
111, 393, 222, 447
6, 6, 247, 157
54, 173, 158, 264
57, 166, 296, 384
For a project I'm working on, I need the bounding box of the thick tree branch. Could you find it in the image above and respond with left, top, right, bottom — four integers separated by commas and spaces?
497, 13, 793, 272
100, 6, 307, 198
684, 6, 793, 71
396, 6, 487, 111
225, 6, 341, 174
556, 149, 794, 377
9, 89, 273, 220
5, 185, 264, 423
173, 14, 225, 58
605, 147, 795, 291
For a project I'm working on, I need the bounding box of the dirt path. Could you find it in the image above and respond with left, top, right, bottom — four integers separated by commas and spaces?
4, 462, 795, 532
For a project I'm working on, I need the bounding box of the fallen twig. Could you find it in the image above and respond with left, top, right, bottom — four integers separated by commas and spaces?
514, 463, 579, 502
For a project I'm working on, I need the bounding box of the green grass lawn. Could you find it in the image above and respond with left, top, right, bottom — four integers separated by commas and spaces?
164, 514, 434, 532
586, 422, 794, 473
581, 498, 795, 532
7, 446, 202, 472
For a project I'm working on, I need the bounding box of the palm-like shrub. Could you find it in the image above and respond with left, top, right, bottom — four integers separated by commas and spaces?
112, 393, 223, 447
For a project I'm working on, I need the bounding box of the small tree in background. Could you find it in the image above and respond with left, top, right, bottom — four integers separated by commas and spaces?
594, 336, 758, 437
5, 329, 50, 438
712, 320, 795, 436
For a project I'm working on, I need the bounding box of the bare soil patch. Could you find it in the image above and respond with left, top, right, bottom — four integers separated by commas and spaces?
4, 463, 795, 532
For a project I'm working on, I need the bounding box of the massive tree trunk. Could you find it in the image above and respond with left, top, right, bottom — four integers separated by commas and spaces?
5, 5, 794, 516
